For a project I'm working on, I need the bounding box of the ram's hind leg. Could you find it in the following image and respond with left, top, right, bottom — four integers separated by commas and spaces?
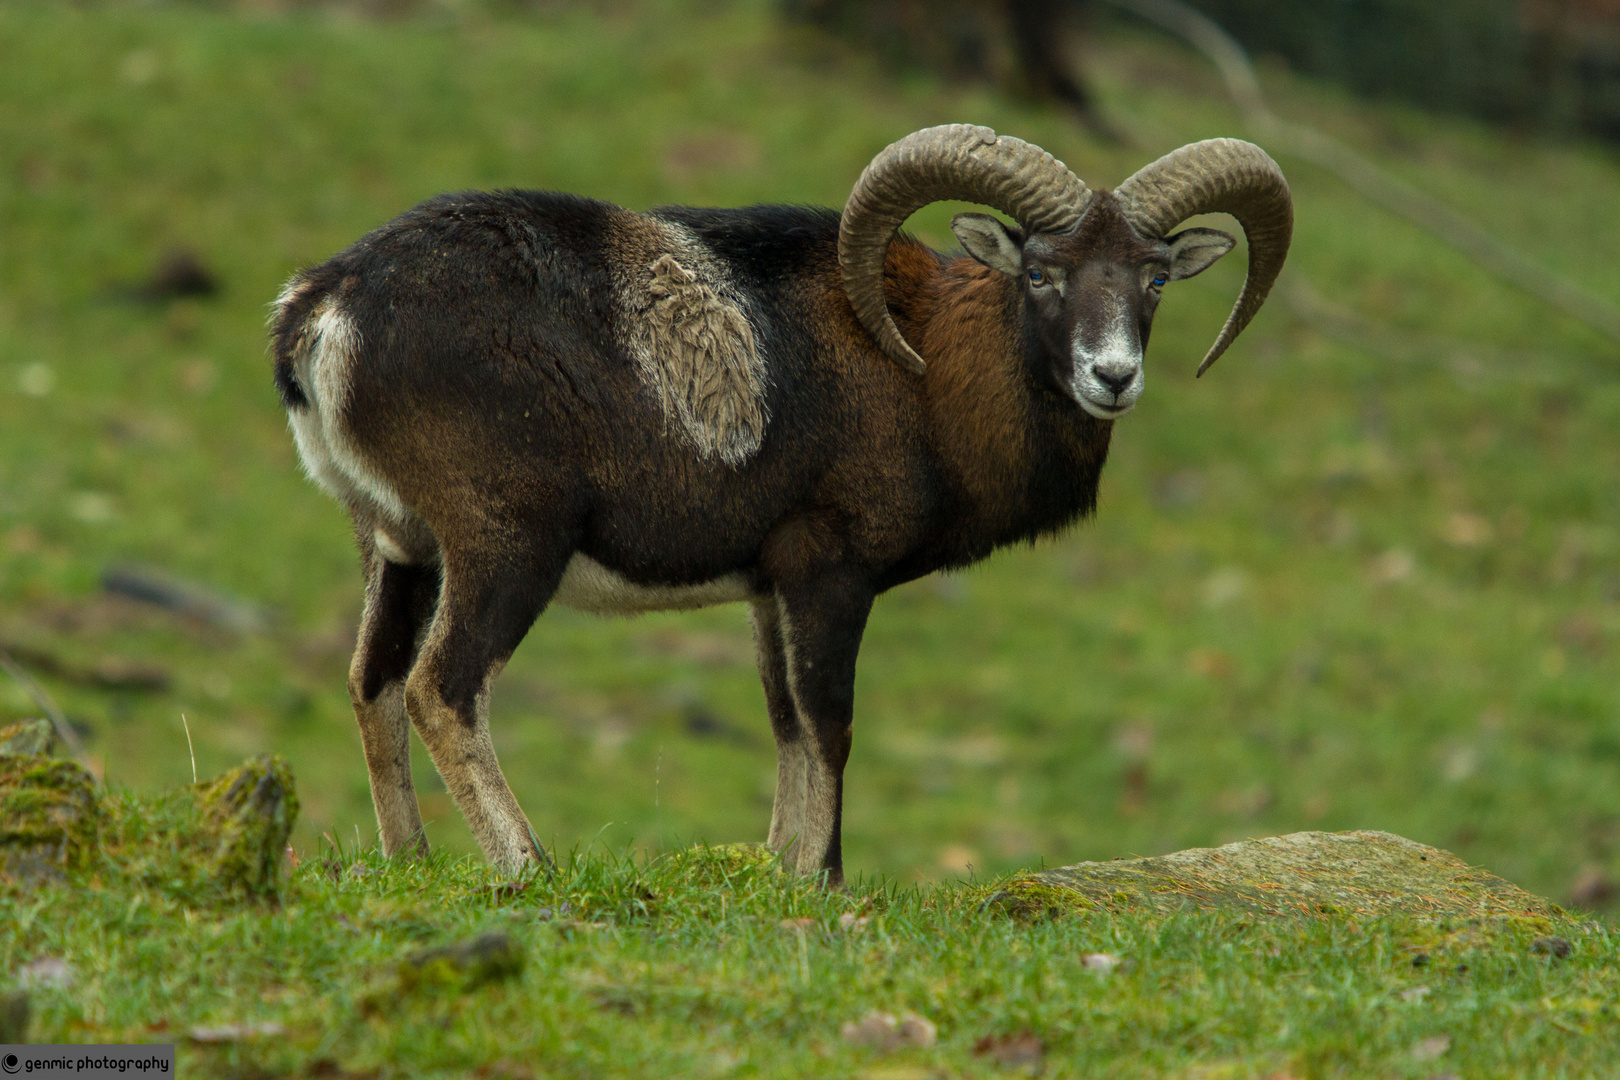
349, 552, 441, 858
403, 547, 560, 873
752, 597, 808, 858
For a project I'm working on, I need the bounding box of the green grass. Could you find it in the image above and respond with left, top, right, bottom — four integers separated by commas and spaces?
2, 0, 1620, 1069
8, 823, 1617, 1078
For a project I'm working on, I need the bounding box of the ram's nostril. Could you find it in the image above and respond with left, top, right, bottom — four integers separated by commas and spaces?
1094, 365, 1136, 394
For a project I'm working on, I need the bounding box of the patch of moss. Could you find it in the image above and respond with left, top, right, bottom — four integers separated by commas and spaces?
0, 752, 101, 880
396, 931, 526, 994
992, 831, 1562, 921
976, 879, 1105, 921
193, 754, 299, 899
657, 842, 785, 889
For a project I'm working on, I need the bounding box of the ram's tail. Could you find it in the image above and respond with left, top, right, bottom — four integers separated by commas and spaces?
268, 271, 334, 410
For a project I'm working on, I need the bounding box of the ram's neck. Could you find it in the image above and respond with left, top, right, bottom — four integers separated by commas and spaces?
889, 250, 1114, 549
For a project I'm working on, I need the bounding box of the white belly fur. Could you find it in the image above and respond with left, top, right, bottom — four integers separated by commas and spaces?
551, 554, 755, 614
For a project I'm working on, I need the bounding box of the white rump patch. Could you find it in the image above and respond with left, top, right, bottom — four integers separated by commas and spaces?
283, 295, 412, 528
551, 554, 754, 614
629, 250, 768, 466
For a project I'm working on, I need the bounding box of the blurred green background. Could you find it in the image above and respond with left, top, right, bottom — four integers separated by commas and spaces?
2, 0, 1619, 911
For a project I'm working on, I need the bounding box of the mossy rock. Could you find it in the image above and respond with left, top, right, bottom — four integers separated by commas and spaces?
397, 931, 526, 994
192, 754, 299, 898
987, 830, 1561, 921
0, 719, 54, 756
0, 752, 101, 883
361, 931, 526, 1014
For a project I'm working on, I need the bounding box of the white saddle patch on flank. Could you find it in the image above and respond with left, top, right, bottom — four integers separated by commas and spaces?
630, 251, 769, 466
551, 554, 754, 614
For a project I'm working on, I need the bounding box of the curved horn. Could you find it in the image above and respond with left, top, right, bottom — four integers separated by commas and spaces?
840, 124, 1091, 374
1115, 138, 1292, 376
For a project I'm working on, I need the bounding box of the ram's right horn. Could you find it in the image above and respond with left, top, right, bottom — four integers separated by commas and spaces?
1115, 138, 1293, 376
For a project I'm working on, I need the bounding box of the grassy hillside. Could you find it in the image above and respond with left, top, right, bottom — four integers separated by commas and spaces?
8, 821, 1616, 1078
2, 0, 1620, 915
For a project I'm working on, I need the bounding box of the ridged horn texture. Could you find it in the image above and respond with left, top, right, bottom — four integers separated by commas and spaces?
840, 124, 1091, 375
1114, 138, 1293, 376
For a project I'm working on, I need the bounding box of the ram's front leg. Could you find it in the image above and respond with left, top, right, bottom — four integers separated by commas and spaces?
774, 569, 874, 887
752, 597, 808, 859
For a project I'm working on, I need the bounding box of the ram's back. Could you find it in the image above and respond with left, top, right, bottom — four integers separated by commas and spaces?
269, 190, 934, 581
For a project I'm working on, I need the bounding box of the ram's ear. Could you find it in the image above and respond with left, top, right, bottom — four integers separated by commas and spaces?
951, 213, 1025, 276
1165, 227, 1237, 281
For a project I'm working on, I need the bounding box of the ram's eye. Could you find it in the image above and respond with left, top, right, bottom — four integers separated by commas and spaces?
1150, 273, 1168, 289
1028, 268, 1046, 287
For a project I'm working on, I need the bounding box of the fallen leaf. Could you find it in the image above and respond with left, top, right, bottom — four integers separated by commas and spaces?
1411, 1035, 1450, 1061
780, 917, 816, 931
843, 1011, 899, 1047
896, 1012, 936, 1047
1441, 512, 1493, 548
1401, 985, 1431, 1003
16, 958, 74, 991
973, 1031, 1043, 1067
841, 1010, 937, 1050
1187, 647, 1235, 679
1080, 952, 1121, 971
1368, 548, 1416, 584
1531, 935, 1573, 959
703, 1049, 744, 1076
1201, 565, 1248, 607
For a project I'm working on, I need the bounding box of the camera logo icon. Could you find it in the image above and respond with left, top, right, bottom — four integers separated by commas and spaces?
2, 1051, 20, 1074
